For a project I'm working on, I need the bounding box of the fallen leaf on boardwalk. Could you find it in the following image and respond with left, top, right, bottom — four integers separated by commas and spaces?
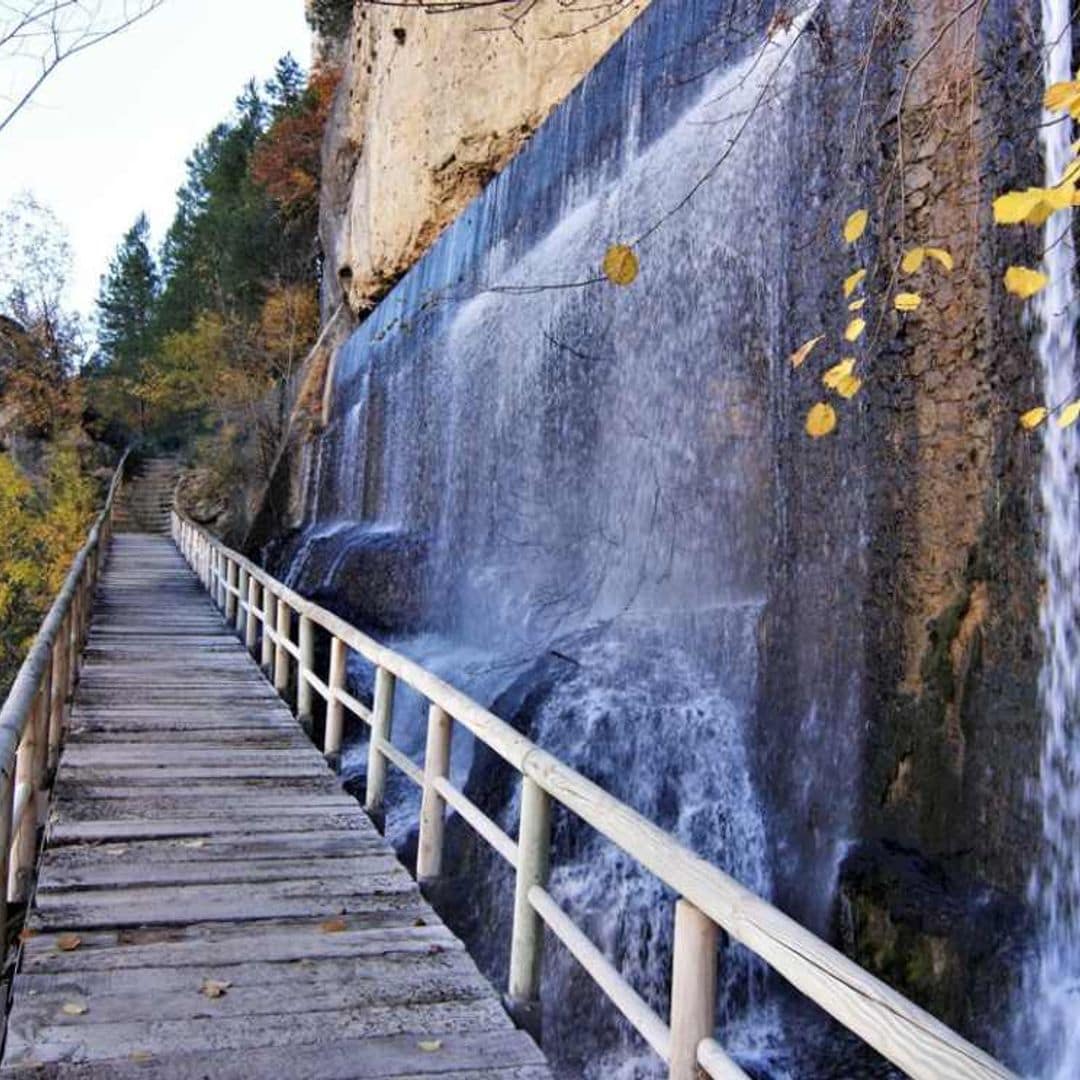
56, 934, 81, 953
1004, 266, 1049, 299
18, 928, 37, 942
602, 244, 638, 286
418, 1040, 443, 1052
789, 334, 824, 368
413, 917, 427, 927
61, 1002, 88, 1016
179, 839, 206, 849
1020, 407, 1049, 431
319, 917, 348, 934
842, 268, 867, 297
843, 209, 868, 243
844, 318, 866, 343
894, 292, 922, 312
805, 402, 838, 438
1057, 400, 1080, 428
200, 978, 232, 999
129, 1051, 153, 1063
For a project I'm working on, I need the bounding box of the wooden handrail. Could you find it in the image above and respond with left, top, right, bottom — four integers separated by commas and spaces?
172, 508, 1015, 1080
0, 450, 129, 945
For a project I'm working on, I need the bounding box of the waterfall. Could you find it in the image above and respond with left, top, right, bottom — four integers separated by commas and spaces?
1024, 1, 1080, 1074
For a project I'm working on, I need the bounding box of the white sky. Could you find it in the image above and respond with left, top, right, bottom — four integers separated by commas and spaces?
0, 1, 312, 321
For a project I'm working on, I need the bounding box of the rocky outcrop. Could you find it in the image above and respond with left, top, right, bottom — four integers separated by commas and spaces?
318, 0, 651, 317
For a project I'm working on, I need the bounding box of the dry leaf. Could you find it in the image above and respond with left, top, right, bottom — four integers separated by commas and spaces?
843, 209, 868, 243
319, 917, 348, 934
602, 244, 638, 286
789, 334, 824, 369
200, 978, 232, 999
924, 247, 954, 271
1004, 266, 1049, 299
894, 292, 922, 312
129, 1051, 153, 1063
56, 934, 81, 953
1020, 407, 1049, 431
844, 318, 866, 343
806, 402, 838, 438
822, 359, 855, 390
418, 1039, 443, 1052
842, 268, 866, 297
900, 248, 926, 273
18, 927, 38, 942
848, 298, 866, 312
1058, 400, 1080, 428
61, 1002, 88, 1016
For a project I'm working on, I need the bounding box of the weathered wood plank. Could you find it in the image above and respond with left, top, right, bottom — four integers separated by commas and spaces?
1, 1030, 549, 1079
2, 532, 548, 1078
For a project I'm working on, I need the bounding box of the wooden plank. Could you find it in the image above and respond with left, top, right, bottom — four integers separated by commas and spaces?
1, 1034, 550, 1080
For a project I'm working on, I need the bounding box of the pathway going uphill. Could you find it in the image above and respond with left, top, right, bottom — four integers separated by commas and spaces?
111, 457, 179, 535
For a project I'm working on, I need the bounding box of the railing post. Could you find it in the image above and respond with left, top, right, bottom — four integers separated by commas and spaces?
225, 559, 238, 624
0, 761, 13, 949
235, 567, 249, 634
33, 668, 50, 822
668, 899, 718, 1080
297, 615, 314, 735
507, 775, 552, 1036
274, 599, 291, 695
245, 576, 260, 653
324, 636, 346, 767
417, 704, 452, 883
9, 705, 37, 903
366, 666, 396, 819
48, 626, 67, 774
261, 587, 276, 673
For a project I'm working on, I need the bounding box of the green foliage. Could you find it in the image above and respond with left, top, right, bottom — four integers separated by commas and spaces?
305, 0, 353, 39
95, 213, 159, 377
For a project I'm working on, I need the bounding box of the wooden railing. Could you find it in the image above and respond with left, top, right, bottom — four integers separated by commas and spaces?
173, 509, 1015, 1080
0, 451, 129, 943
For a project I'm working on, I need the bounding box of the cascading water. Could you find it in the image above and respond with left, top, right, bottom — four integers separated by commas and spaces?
1023, 1, 1080, 1074
275, 2, 872, 1075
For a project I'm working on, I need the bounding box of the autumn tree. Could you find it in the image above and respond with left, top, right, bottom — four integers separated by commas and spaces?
0, 194, 81, 434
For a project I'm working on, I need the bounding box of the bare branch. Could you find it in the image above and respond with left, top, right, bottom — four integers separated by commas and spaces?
0, 0, 166, 136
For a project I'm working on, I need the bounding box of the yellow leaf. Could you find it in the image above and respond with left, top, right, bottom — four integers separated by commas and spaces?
844, 318, 866, 342
835, 373, 862, 399
894, 292, 922, 312
418, 1040, 443, 1052
848, 298, 866, 311
806, 402, 838, 437
56, 934, 81, 953
789, 334, 824, 368
994, 189, 1049, 225
200, 978, 232, 999
1020, 406, 1048, 430
843, 268, 867, 297
1004, 266, 1049, 299
843, 209, 869, 243
602, 244, 638, 286
1045, 80, 1080, 118
61, 1002, 88, 1016
901, 248, 926, 273
1061, 158, 1080, 186
1058, 400, 1080, 428
822, 358, 855, 390
924, 247, 954, 271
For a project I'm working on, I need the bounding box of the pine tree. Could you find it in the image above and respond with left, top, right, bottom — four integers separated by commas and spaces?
96, 213, 159, 375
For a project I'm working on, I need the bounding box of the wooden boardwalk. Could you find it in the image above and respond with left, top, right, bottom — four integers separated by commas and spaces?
1, 534, 550, 1079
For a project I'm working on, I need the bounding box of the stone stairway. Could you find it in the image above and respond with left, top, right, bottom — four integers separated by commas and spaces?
112, 457, 180, 534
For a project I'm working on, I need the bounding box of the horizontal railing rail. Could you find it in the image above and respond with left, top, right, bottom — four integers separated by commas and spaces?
172, 508, 1014, 1080
0, 450, 129, 947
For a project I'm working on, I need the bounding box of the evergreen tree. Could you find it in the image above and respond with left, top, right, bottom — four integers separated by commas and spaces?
266, 55, 306, 115
95, 213, 159, 375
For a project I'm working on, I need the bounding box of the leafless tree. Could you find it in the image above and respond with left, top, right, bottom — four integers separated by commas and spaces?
0, 1, 166, 136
